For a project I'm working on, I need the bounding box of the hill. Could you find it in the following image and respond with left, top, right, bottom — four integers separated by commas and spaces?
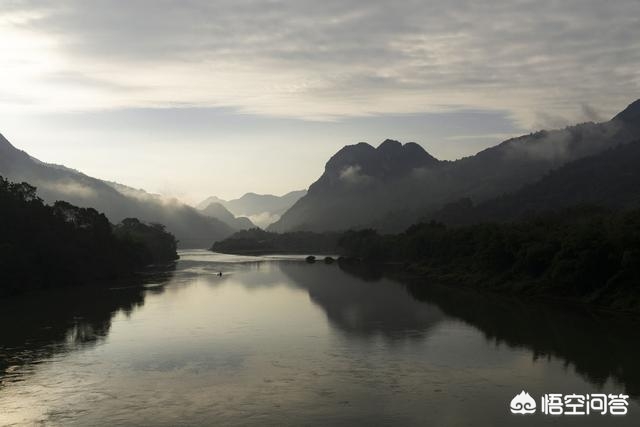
270, 100, 640, 233
269, 139, 442, 232
200, 202, 255, 230
0, 176, 177, 296
433, 139, 640, 224
0, 134, 233, 247
197, 190, 306, 228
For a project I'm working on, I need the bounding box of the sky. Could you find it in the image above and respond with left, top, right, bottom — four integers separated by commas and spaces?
1, 0, 639, 203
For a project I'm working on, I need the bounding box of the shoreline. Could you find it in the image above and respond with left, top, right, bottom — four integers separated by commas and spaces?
335, 257, 640, 316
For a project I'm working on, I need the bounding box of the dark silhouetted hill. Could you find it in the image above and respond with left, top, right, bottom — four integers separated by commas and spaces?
433, 139, 640, 224
270, 100, 640, 233
0, 134, 233, 248
269, 139, 442, 232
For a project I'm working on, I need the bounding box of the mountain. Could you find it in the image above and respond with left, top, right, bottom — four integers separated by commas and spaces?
612, 98, 640, 123
200, 202, 255, 230
0, 134, 233, 248
197, 195, 227, 209
269, 100, 640, 233
269, 139, 441, 232
197, 190, 306, 228
433, 138, 640, 224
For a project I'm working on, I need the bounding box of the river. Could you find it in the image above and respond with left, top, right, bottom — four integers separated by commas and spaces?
1, 250, 639, 426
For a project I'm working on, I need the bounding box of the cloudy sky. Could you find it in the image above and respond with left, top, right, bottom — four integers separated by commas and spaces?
1, 0, 639, 202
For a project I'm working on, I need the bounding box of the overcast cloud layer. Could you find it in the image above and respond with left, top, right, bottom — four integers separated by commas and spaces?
2, 0, 639, 124
1, 0, 639, 200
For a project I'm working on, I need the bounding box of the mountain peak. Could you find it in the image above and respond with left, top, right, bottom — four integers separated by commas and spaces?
376, 139, 439, 164
612, 99, 640, 123
196, 195, 226, 210
201, 201, 235, 221
314, 139, 441, 192
377, 139, 403, 151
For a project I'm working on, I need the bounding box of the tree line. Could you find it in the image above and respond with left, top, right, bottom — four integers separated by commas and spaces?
211, 227, 340, 255
338, 206, 640, 311
0, 176, 178, 296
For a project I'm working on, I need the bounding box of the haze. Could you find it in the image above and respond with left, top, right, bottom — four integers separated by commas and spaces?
1, 0, 638, 202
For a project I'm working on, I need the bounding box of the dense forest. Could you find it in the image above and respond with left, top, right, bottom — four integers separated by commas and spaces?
338, 206, 640, 311
0, 176, 178, 296
211, 228, 340, 255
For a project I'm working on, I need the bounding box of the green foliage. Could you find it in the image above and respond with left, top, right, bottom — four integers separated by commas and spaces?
211, 228, 340, 254
339, 207, 640, 310
338, 229, 388, 263
114, 218, 178, 265
0, 176, 177, 296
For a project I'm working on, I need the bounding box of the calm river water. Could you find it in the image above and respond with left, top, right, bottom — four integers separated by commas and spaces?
1, 250, 639, 426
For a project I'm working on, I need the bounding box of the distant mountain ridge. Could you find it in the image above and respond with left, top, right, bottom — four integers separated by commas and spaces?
269, 99, 640, 232
0, 134, 233, 248
200, 202, 255, 230
198, 190, 306, 228
433, 138, 640, 224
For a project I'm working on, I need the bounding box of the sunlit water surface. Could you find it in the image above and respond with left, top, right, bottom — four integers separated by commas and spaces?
1, 250, 639, 426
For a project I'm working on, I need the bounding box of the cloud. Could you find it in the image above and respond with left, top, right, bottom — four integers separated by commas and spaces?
505, 130, 572, 162
411, 167, 434, 179
39, 180, 97, 198
0, 0, 639, 126
503, 118, 626, 162
339, 164, 373, 185
580, 103, 605, 123
245, 212, 281, 229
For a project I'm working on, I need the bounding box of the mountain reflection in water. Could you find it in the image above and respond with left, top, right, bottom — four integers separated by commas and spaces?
0, 251, 638, 426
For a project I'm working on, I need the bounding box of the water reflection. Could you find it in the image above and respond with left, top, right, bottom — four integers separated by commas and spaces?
1, 253, 639, 425
403, 279, 640, 397
0, 268, 175, 386
180, 254, 640, 398
279, 263, 446, 340
274, 261, 640, 399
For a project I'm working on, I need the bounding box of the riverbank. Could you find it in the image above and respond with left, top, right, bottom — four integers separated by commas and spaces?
210, 249, 339, 256
210, 206, 640, 313
0, 176, 179, 297
337, 257, 640, 314
337, 208, 640, 314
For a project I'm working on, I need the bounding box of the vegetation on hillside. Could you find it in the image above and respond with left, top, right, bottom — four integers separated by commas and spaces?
0, 176, 177, 296
339, 206, 640, 311
432, 140, 640, 225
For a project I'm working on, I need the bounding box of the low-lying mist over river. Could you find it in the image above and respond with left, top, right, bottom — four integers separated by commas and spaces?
1, 251, 639, 426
